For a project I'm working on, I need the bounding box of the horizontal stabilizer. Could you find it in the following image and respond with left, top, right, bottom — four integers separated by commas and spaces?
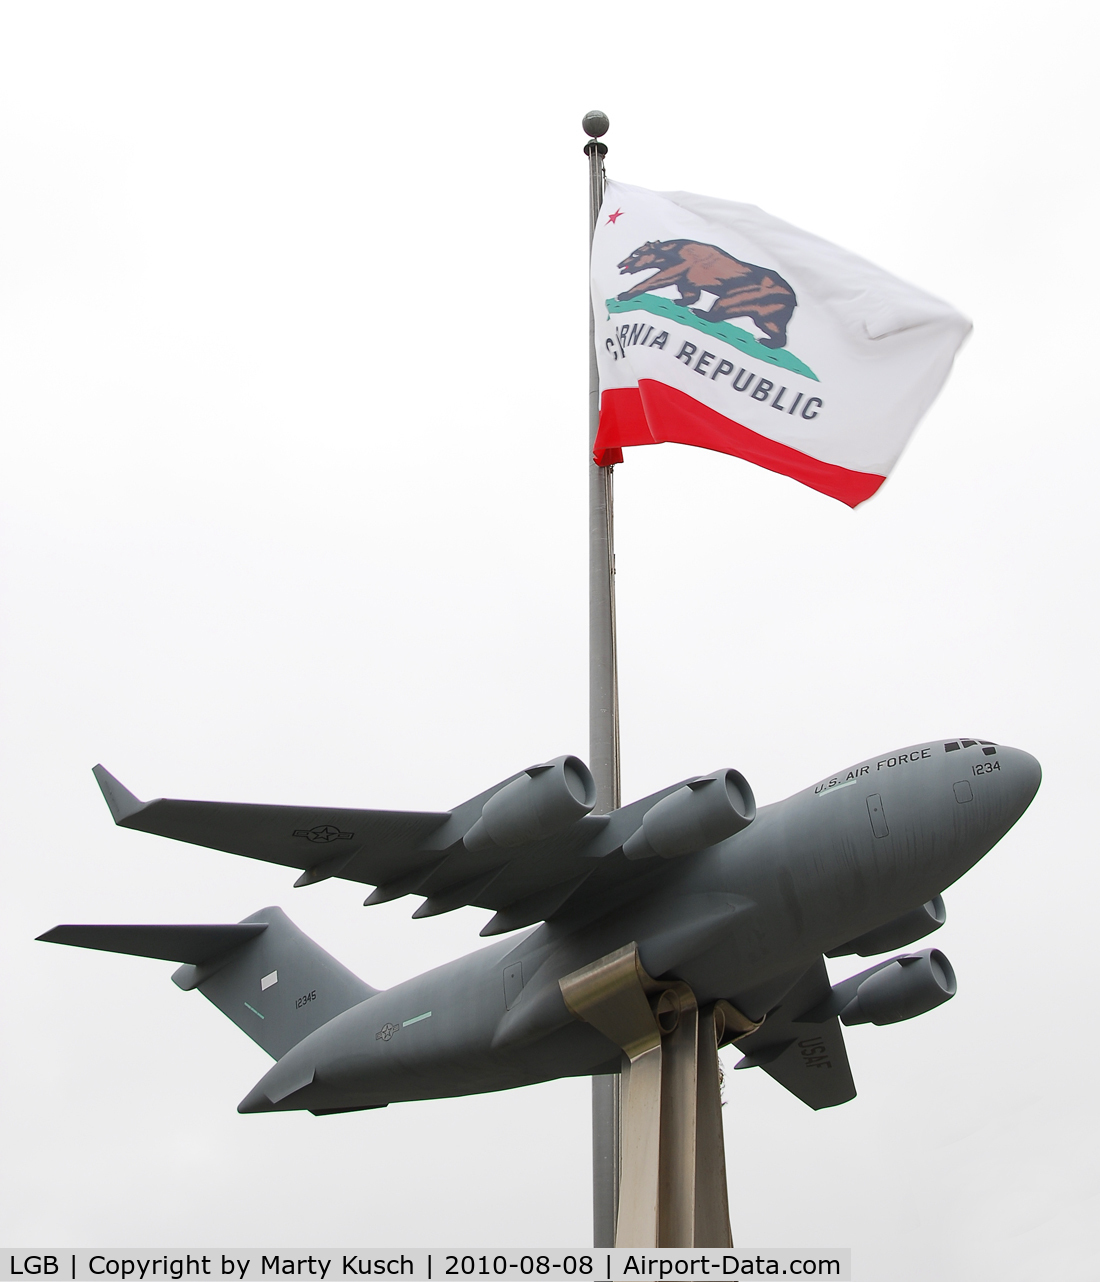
40, 906, 378, 1061
36, 922, 266, 964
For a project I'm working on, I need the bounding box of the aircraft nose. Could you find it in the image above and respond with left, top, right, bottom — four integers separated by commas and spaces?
997, 745, 1042, 821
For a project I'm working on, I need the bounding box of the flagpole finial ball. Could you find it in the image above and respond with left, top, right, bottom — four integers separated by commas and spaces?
582, 111, 610, 138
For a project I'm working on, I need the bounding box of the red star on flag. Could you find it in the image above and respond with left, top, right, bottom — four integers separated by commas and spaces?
606, 209, 624, 224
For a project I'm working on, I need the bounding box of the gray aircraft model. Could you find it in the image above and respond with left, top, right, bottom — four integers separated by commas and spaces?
41, 737, 1039, 1115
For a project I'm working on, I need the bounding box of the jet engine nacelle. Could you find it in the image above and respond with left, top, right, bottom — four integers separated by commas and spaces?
827, 895, 946, 957
463, 755, 596, 851
839, 948, 956, 1026
623, 769, 755, 860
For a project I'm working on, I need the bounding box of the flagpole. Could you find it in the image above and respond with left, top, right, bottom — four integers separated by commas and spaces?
582, 108, 621, 1250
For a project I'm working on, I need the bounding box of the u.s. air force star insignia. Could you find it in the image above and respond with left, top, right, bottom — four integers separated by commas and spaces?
375, 1022, 400, 1042
294, 824, 354, 843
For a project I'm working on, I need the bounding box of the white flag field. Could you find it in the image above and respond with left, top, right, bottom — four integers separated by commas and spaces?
591, 180, 972, 506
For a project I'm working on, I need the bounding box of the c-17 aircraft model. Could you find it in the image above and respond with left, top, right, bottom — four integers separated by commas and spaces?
41, 737, 1039, 1116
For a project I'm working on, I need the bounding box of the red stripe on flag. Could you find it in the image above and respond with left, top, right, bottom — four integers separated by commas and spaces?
594, 383, 886, 508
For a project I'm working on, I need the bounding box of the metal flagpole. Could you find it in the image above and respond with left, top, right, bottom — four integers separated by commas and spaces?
582, 108, 621, 1249
578, 116, 736, 1249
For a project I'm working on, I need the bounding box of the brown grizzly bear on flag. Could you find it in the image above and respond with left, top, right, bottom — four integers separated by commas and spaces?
616, 239, 797, 349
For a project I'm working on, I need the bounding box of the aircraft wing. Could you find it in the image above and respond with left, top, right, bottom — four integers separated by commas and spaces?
731, 957, 856, 1110
93, 765, 689, 935
93, 764, 453, 883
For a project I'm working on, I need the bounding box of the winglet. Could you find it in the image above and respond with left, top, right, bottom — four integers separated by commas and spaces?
92, 765, 148, 824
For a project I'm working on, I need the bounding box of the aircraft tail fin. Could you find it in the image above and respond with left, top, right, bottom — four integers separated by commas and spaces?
38, 906, 377, 1060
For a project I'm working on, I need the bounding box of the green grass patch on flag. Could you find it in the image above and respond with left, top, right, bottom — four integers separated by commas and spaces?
606, 295, 819, 382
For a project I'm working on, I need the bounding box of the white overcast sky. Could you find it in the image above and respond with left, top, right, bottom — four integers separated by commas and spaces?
1, 3, 1097, 1279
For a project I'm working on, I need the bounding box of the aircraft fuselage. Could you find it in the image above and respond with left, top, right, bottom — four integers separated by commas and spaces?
238, 737, 1040, 1114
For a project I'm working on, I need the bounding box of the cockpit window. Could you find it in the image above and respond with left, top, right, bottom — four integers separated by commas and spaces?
944, 739, 998, 755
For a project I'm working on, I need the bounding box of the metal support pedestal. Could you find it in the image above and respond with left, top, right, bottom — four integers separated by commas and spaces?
562, 945, 757, 1247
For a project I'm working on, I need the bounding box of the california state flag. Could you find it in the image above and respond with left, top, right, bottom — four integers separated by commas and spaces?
592, 180, 971, 507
